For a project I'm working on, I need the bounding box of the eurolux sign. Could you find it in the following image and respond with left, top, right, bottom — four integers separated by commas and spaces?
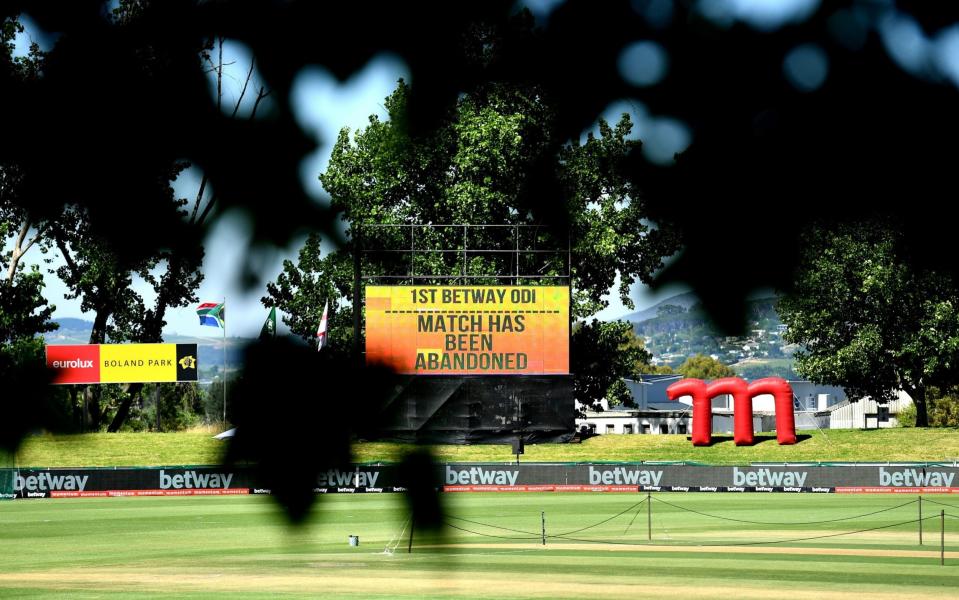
6, 464, 959, 499
45, 344, 199, 384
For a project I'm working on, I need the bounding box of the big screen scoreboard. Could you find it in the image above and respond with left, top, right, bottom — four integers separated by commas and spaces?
365, 286, 569, 375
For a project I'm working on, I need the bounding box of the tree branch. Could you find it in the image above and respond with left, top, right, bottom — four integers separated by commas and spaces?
189, 175, 209, 223
216, 36, 223, 113
20, 221, 49, 258
52, 225, 79, 280
5, 219, 30, 283
230, 58, 256, 119
251, 86, 270, 119
197, 188, 217, 226
191, 56, 258, 225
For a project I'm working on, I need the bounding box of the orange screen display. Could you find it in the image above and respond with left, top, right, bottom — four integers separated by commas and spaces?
366, 286, 569, 375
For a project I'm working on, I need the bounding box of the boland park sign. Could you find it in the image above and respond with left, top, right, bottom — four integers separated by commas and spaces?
45, 344, 199, 384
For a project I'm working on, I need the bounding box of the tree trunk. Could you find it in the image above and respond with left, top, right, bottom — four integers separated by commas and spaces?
5, 220, 30, 283
69, 386, 80, 430
108, 383, 143, 432
83, 386, 102, 431
5, 220, 48, 283
912, 385, 929, 427
89, 307, 110, 345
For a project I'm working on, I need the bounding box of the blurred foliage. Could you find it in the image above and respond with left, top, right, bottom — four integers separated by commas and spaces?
6, 0, 959, 520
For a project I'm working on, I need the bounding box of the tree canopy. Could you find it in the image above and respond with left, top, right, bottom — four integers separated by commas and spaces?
267, 74, 680, 408
263, 233, 353, 353
571, 319, 651, 410
676, 354, 736, 380
319, 80, 679, 319
777, 221, 959, 427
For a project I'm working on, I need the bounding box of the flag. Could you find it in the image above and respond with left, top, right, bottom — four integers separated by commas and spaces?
197, 302, 225, 328
260, 307, 276, 339
316, 301, 328, 351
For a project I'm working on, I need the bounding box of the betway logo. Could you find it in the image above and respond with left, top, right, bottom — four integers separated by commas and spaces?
733, 467, 807, 488
879, 468, 955, 487
15, 473, 89, 492
51, 359, 93, 369
446, 466, 518, 486
317, 469, 379, 487
159, 470, 233, 489
588, 467, 662, 486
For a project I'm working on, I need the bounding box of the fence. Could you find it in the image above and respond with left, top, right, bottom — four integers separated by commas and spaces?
4, 462, 959, 498
436, 493, 959, 565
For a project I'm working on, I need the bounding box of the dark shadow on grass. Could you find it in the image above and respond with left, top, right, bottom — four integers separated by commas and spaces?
746, 433, 813, 446
691, 433, 813, 446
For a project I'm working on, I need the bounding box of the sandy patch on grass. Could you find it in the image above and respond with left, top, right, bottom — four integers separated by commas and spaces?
0, 567, 953, 599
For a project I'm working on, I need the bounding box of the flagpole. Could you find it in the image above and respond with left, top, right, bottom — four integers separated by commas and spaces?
222, 296, 227, 424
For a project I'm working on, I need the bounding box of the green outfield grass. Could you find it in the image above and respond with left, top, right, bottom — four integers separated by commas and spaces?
2, 492, 959, 598
10, 427, 959, 467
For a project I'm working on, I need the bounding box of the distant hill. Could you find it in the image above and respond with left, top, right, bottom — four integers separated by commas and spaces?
632, 295, 780, 336
625, 293, 790, 368
44, 318, 95, 344
621, 292, 702, 323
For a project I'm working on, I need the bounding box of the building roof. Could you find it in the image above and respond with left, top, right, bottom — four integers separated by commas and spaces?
628, 374, 683, 383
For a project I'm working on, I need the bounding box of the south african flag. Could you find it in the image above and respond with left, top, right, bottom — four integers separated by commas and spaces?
196, 302, 225, 328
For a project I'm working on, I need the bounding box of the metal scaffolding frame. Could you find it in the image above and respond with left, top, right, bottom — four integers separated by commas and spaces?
352, 223, 571, 357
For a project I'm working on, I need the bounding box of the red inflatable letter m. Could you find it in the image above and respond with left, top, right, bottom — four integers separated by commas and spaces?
666, 377, 796, 446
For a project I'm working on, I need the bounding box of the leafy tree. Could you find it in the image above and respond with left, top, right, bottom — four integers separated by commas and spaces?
929, 395, 959, 428
0, 261, 56, 349
319, 75, 679, 318
154, 383, 202, 431
676, 354, 735, 379
1, 16, 53, 338
778, 221, 959, 427
899, 386, 959, 428
621, 326, 673, 375
262, 233, 352, 354
47, 168, 207, 431
734, 362, 799, 381
1, 15, 49, 281
572, 320, 648, 410
0, 17, 61, 435
559, 115, 682, 318
271, 72, 680, 408
38, 1, 278, 431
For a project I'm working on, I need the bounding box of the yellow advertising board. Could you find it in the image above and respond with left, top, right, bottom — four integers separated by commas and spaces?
366, 286, 569, 375
98, 344, 198, 383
